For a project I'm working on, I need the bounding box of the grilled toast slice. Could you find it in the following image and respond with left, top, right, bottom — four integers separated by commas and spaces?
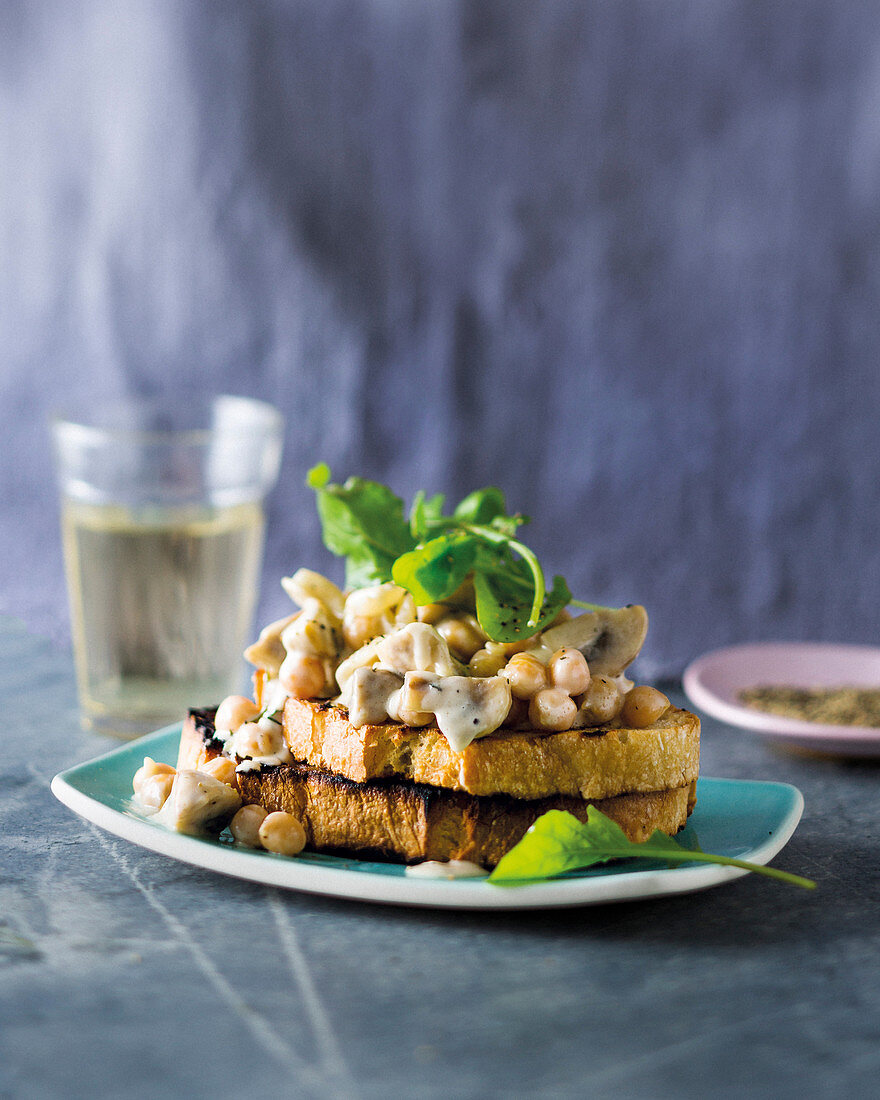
178, 711, 695, 866
237, 767, 695, 866
281, 697, 700, 801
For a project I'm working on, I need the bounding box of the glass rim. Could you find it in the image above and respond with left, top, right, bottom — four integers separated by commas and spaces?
50, 394, 283, 447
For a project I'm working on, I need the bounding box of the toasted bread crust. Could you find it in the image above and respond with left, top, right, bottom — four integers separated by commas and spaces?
178, 712, 696, 867
282, 697, 700, 801
177, 709, 225, 771
238, 767, 694, 866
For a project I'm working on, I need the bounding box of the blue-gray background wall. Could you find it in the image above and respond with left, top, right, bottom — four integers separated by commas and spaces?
3, 0, 880, 679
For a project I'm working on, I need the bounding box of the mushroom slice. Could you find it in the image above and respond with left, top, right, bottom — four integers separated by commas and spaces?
342, 582, 417, 649
341, 667, 404, 727
244, 613, 300, 676
375, 622, 464, 678
335, 636, 385, 693
400, 672, 512, 752
281, 569, 345, 620
281, 597, 343, 658
335, 622, 467, 696
155, 770, 242, 835
539, 605, 649, 677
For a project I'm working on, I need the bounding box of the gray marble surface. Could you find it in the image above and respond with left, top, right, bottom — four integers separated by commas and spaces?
2, 613, 879, 1100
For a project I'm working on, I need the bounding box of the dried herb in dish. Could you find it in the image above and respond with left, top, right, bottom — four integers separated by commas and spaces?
739, 686, 880, 728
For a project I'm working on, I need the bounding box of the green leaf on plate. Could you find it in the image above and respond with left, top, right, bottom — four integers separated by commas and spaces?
489, 807, 816, 889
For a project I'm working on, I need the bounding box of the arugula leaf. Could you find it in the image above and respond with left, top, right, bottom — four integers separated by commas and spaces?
474, 567, 571, 642
307, 466, 415, 588
392, 535, 478, 605
409, 490, 446, 541
306, 462, 332, 490
307, 466, 575, 642
488, 808, 816, 890
453, 487, 510, 527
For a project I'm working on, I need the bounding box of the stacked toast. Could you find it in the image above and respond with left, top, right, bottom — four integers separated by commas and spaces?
179, 697, 700, 867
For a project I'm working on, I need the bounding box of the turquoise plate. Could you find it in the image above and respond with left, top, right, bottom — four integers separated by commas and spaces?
51, 725, 805, 910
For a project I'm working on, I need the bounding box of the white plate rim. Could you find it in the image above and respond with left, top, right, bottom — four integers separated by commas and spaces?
51, 740, 806, 911
683, 641, 880, 751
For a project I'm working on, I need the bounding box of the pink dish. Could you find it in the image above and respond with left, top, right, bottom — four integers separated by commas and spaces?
683, 642, 880, 757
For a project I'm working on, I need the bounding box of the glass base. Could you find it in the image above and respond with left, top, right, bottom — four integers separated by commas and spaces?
77, 674, 239, 740
80, 708, 189, 740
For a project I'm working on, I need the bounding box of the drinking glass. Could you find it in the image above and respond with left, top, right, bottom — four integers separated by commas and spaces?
52, 395, 284, 738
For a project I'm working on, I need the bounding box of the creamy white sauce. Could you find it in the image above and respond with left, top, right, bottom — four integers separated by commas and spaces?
341, 667, 403, 727
335, 636, 385, 693
401, 672, 511, 752
260, 677, 290, 717
212, 726, 234, 748
376, 622, 460, 678
235, 759, 262, 773
335, 625, 508, 748
228, 713, 292, 766
405, 860, 488, 879
155, 770, 241, 835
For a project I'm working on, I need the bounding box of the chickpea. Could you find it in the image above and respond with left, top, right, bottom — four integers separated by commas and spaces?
621, 685, 670, 729
529, 687, 578, 732
133, 757, 176, 795
399, 708, 435, 727
549, 647, 591, 696
503, 696, 531, 728
469, 647, 507, 677
278, 650, 326, 698
230, 803, 269, 848
138, 771, 176, 811
200, 756, 238, 786
384, 684, 433, 727
578, 676, 623, 724
417, 602, 450, 625
437, 613, 486, 661
503, 652, 548, 700
393, 691, 435, 726
483, 640, 524, 662
215, 694, 260, 732
259, 811, 307, 857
